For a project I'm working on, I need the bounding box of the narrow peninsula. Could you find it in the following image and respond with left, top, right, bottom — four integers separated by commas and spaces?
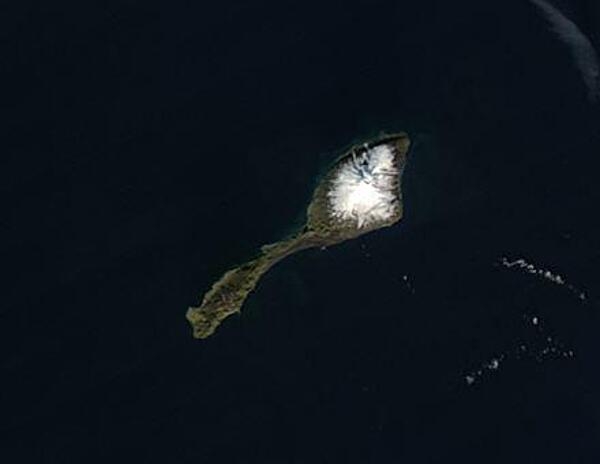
186, 132, 411, 339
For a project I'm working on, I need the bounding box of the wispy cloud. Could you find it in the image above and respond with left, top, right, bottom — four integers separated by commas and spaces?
530, 0, 600, 102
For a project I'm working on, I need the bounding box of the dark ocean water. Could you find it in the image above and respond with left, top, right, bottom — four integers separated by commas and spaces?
3, 0, 600, 462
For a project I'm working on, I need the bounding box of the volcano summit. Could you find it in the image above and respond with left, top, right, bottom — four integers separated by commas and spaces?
186, 132, 410, 339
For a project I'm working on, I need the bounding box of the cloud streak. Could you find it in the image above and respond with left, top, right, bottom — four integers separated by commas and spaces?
530, 0, 600, 102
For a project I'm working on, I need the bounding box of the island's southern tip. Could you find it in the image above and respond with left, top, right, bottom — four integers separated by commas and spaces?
186, 132, 411, 339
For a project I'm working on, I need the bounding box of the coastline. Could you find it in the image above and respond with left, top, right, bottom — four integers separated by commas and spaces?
186, 132, 411, 339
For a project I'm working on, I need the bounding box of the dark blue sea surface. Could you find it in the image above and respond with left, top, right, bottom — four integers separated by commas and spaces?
3, 0, 600, 462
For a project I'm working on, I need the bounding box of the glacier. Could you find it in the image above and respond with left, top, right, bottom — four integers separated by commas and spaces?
327, 144, 400, 228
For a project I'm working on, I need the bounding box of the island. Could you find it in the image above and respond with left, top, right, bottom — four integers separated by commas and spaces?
186, 132, 411, 339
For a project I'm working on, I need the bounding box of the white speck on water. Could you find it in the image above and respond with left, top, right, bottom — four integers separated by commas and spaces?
498, 256, 589, 302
